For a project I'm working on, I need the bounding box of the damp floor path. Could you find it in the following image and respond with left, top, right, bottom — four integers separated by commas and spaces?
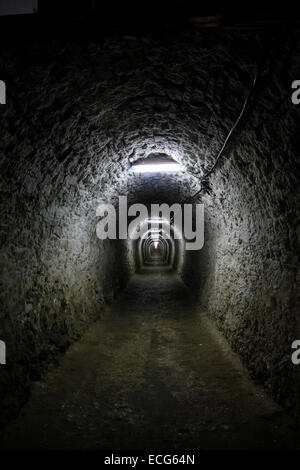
1, 266, 299, 450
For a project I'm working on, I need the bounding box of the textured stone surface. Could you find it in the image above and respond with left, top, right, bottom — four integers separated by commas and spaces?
0, 27, 299, 429
2, 267, 299, 450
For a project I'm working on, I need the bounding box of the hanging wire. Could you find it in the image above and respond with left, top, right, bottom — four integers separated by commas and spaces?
170, 37, 268, 223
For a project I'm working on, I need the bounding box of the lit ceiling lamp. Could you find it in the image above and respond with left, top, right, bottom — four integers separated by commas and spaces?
131, 154, 183, 173
132, 162, 182, 173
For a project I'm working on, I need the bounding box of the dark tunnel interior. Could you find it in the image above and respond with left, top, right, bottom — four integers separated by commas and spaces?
0, 0, 300, 453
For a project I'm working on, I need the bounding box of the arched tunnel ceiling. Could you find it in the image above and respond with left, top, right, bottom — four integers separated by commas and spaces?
1, 28, 299, 261
1, 29, 263, 211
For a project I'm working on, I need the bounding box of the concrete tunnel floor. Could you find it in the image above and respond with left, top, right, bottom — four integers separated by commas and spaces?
1, 266, 299, 450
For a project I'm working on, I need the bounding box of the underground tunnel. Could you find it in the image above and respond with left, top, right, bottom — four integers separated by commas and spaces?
0, 1, 300, 453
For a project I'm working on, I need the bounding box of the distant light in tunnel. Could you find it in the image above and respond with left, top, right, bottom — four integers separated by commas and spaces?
149, 218, 163, 222
131, 162, 182, 173
154, 241, 159, 249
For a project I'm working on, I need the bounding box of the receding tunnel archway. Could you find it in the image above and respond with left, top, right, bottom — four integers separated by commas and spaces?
0, 15, 299, 450
142, 235, 170, 264
134, 218, 184, 269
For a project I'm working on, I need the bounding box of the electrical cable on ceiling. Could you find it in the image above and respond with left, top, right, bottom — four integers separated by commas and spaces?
168, 38, 268, 226
186, 38, 268, 202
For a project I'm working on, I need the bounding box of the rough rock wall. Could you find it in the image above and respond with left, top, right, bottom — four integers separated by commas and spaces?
181, 31, 300, 418
0, 76, 136, 426
0, 196, 133, 427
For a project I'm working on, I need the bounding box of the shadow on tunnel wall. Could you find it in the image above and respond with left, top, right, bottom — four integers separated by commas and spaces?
0, 234, 134, 435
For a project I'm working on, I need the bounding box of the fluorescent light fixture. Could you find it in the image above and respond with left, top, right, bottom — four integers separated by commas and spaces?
132, 162, 182, 173
148, 218, 167, 227
148, 218, 165, 222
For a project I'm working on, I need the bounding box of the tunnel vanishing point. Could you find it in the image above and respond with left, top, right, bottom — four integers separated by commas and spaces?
0, 14, 300, 450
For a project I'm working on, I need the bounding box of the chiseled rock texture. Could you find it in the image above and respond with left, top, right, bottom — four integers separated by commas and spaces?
0, 27, 299, 429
